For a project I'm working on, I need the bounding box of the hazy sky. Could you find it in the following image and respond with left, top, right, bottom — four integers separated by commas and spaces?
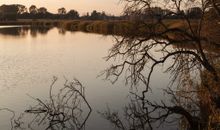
0, 0, 124, 15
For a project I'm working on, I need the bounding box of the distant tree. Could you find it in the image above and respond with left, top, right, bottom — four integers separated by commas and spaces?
17, 5, 27, 14
205, 8, 219, 20
29, 5, 38, 14
0, 4, 18, 14
148, 7, 164, 17
205, 0, 220, 16
101, 11, 107, 19
187, 7, 202, 19
81, 12, 90, 20
58, 7, 66, 15
38, 7, 47, 14
0, 12, 3, 21
142, 7, 174, 19
66, 9, 79, 19
90, 10, 105, 20
0, 4, 24, 20
90, 10, 99, 20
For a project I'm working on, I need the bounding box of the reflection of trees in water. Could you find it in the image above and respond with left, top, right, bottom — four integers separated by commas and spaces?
0, 26, 54, 37
29, 27, 53, 37
101, 0, 220, 129
0, 27, 29, 37
58, 28, 66, 35
0, 77, 92, 130
102, 49, 220, 129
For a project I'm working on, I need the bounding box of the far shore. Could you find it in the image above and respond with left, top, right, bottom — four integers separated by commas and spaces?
0, 19, 200, 37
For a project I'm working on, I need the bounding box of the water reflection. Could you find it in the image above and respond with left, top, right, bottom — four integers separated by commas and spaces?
30, 27, 53, 37
0, 26, 53, 37
0, 27, 29, 37
0, 28, 122, 130
100, 65, 220, 130
0, 26, 219, 130
3, 77, 91, 130
0, 26, 110, 38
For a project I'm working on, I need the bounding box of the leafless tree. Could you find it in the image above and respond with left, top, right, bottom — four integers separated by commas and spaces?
102, 0, 220, 129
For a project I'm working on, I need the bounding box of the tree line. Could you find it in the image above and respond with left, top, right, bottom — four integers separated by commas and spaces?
0, 4, 204, 21
124, 6, 203, 20
0, 4, 121, 21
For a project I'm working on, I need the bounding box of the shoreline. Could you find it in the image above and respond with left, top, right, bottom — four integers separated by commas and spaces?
0, 19, 201, 36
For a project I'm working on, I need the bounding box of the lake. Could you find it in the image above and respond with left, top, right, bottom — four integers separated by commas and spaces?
0, 26, 175, 130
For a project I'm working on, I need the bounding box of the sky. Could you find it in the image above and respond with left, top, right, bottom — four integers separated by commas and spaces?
0, 0, 124, 15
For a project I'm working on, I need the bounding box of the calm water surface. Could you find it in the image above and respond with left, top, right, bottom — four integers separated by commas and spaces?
0, 27, 173, 130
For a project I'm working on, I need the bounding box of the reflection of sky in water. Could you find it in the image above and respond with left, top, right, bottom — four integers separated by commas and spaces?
0, 27, 173, 130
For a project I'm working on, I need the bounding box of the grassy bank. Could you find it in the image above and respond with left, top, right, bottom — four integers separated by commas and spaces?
56, 20, 137, 35
56, 19, 197, 36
